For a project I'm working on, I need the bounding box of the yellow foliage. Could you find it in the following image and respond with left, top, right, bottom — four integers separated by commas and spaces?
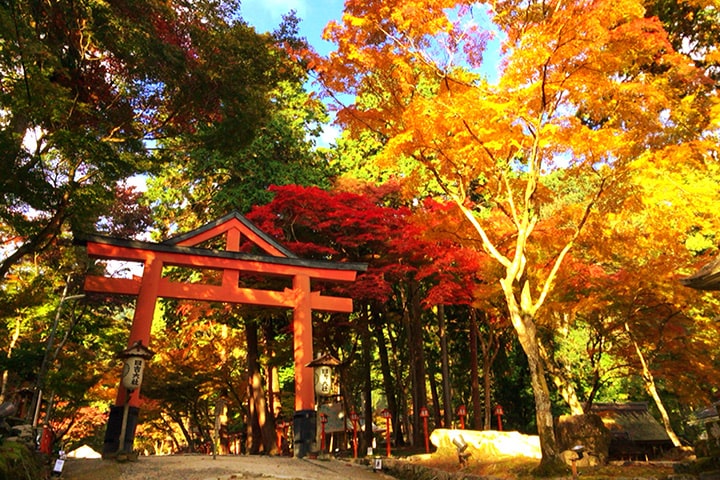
320, 0, 720, 419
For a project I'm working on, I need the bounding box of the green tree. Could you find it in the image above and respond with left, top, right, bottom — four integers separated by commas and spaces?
0, 0, 285, 279
146, 77, 335, 232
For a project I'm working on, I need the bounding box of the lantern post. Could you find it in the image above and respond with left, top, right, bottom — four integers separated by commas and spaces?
419, 406, 430, 453
320, 413, 328, 453
493, 404, 504, 431
116, 340, 154, 460
306, 354, 340, 457
457, 405, 467, 430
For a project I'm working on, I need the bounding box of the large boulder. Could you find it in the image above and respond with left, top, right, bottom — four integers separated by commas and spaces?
429, 428, 541, 462
555, 414, 610, 466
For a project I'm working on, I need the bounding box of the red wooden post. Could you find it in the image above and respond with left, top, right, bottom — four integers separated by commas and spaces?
381, 408, 392, 457
493, 404, 504, 431
320, 413, 328, 453
419, 406, 430, 453
457, 405, 466, 430
350, 410, 359, 458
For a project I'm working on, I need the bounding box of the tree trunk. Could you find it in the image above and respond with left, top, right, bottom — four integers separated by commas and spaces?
0, 317, 22, 404
160, 413, 181, 453
501, 282, 564, 472
438, 305, 453, 429
386, 319, 411, 441
262, 322, 281, 420
483, 355, 493, 430
405, 282, 427, 446
469, 308, 482, 430
539, 341, 584, 415
246, 319, 276, 454
374, 306, 403, 445
475, 311, 500, 430
539, 313, 584, 415
624, 322, 682, 447
169, 411, 193, 452
361, 306, 374, 454
429, 372, 442, 427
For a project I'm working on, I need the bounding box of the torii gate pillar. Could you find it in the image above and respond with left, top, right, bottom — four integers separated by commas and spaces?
78, 212, 366, 458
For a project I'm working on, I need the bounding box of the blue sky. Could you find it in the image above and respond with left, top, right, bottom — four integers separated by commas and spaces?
238, 1, 503, 147
240, 0, 345, 55
239, 0, 347, 146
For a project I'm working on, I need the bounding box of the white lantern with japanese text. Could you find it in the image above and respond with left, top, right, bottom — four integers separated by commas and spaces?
314, 365, 333, 396
118, 340, 155, 392
122, 356, 145, 391
307, 353, 341, 398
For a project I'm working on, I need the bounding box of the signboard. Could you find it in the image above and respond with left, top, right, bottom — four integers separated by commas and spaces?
318, 402, 346, 433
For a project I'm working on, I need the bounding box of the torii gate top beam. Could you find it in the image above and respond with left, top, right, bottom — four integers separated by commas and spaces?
81, 234, 365, 281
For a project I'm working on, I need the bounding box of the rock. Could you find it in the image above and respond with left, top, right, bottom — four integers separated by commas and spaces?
560, 448, 603, 467
555, 414, 610, 465
429, 428, 541, 461
11, 424, 33, 439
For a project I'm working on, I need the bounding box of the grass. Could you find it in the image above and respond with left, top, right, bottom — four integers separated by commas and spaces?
0, 440, 46, 480
391, 449, 677, 479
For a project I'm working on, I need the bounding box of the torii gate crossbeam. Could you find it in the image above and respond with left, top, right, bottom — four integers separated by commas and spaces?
78, 212, 366, 458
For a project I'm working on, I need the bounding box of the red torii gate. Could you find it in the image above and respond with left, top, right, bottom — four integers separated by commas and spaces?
78, 212, 366, 457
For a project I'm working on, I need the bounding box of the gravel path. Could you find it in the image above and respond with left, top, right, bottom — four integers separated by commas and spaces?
62, 454, 398, 480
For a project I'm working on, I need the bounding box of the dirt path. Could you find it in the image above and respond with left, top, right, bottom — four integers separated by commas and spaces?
62, 454, 398, 480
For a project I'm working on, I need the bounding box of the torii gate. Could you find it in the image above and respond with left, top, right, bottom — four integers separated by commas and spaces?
78, 211, 366, 457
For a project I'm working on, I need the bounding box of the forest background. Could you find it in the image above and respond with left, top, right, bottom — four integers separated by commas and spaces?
1, 0, 719, 473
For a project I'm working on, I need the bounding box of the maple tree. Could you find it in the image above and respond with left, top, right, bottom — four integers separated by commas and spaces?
247, 183, 413, 447
539, 153, 720, 440
248, 184, 516, 446
320, 0, 715, 469
140, 304, 253, 454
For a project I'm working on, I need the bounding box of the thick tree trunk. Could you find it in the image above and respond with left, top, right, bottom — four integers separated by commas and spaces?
246, 319, 276, 454
502, 282, 564, 472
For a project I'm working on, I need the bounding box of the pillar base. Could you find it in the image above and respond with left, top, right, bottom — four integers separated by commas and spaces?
293, 409, 317, 458
102, 405, 139, 458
